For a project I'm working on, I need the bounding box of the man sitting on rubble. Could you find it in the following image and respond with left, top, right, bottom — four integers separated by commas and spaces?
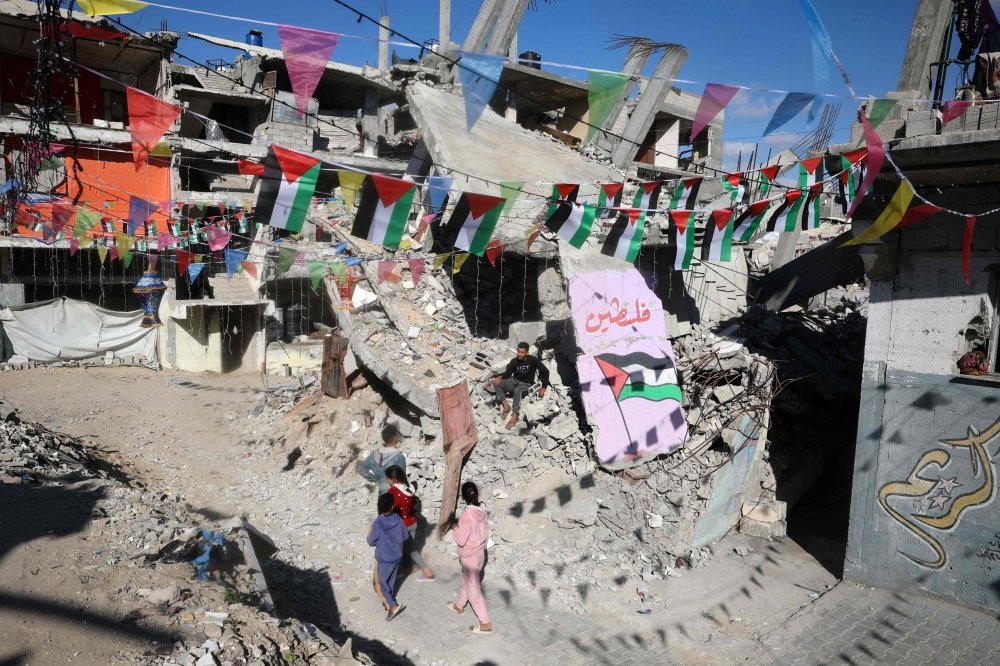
491, 342, 549, 429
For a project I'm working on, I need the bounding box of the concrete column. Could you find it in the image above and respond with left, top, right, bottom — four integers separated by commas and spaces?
439, 0, 450, 50
896, 0, 954, 94
589, 39, 651, 151
610, 44, 687, 170
362, 88, 378, 157
485, 0, 530, 57
461, 0, 504, 53
378, 14, 389, 73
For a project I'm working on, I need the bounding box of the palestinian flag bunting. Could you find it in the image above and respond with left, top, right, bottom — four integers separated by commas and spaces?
804, 182, 824, 230
444, 192, 505, 256
722, 172, 748, 205
546, 183, 579, 218
545, 200, 596, 249
668, 177, 700, 210
798, 156, 824, 189
732, 198, 772, 242
351, 174, 417, 249
767, 189, 807, 233
837, 149, 867, 215
255, 145, 321, 233
631, 181, 663, 226
758, 165, 780, 197
595, 351, 682, 403
669, 210, 697, 271
701, 209, 734, 262
595, 183, 624, 218
600, 208, 644, 263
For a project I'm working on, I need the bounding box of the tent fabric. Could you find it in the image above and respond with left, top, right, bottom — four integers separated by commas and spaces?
0, 297, 157, 363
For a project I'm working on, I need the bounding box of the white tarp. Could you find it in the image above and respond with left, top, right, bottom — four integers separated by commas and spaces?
0, 297, 157, 363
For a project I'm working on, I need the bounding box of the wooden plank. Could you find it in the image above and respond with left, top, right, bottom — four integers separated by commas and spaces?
320, 333, 350, 399
436, 381, 479, 538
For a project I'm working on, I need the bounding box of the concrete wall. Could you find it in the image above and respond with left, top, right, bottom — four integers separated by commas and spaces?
847, 215, 1000, 612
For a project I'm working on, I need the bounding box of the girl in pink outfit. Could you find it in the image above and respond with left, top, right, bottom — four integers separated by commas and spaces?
445, 481, 492, 634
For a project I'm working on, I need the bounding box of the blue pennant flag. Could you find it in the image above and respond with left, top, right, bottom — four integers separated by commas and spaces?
343, 257, 363, 267
128, 196, 158, 236
426, 175, 453, 213
798, 0, 855, 120
763, 92, 817, 136
456, 52, 506, 133
0, 179, 18, 195
332, 241, 349, 255
187, 262, 206, 282
224, 248, 248, 278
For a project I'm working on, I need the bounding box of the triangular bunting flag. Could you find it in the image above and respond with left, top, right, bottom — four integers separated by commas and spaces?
452, 252, 470, 274
600, 208, 644, 263
123, 251, 134, 269
896, 203, 941, 230
763, 92, 816, 136
127, 87, 181, 170
109, 246, 119, 262
68, 237, 79, 256
690, 84, 740, 142
74, 207, 100, 238
238, 159, 266, 177
415, 212, 436, 242
352, 175, 417, 249
669, 210, 697, 271
485, 240, 503, 267
240, 261, 258, 278
338, 171, 366, 210
846, 109, 886, 221
426, 175, 453, 213
525, 226, 541, 251
798, 156, 824, 189
157, 232, 179, 251
257, 145, 322, 233
668, 178, 700, 210
587, 70, 630, 141
546, 183, 580, 218
841, 180, 915, 247
175, 249, 192, 276
408, 258, 425, 286
224, 248, 248, 278
188, 263, 206, 282
722, 172, 748, 205
307, 261, 328, 289
278, 25, 341, 117
443, 192, 505, 256
77, 0, 147, 16
432, 253, 450, 270
940, 100, 971, 126
758, 165, 781, 197
115, 231, 134, 258
97, 245, 108, 264
277, 246, 299, 276
377, 260, 397, 284
702, 209, 734, 262
596, 183, 624, 219
963, 215, 976, 285
799, 0, 855, 119
499, 181, 523, 218
732, 199, 772, 243
205, 225, 231, 251
127, 195, 158, 235
79, 236, 94, 249
456, 52, 506, 132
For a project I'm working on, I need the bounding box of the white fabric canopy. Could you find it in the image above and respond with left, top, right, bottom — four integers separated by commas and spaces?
0, 297, 157, 363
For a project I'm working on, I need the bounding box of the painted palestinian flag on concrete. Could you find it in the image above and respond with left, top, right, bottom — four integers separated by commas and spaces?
758, 165, 781, 197
701, 208, 734, 262
732, 198, 772, 242
546, 183, 579, 218
722, 172, 748, 205
595, 351, 682, 403
351, 174, 417, 249
797, 156, 824, 189
667, 177, 700, 210
767, 189, 807, 233
595, 182, 624, 219
669, 210, 697, 271
804, 182, 824, 230
600, 207, 644, 263
545, 200, 596, 248
255, 145, 321, 233
444, 192, 505, 256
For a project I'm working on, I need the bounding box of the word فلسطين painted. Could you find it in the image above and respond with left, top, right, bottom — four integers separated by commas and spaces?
877, 416, 1000, 569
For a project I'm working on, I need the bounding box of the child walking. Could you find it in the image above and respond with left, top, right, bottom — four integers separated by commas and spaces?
366, 492, 409, 621
385, 465, 435, 581
445, 481, 492, 634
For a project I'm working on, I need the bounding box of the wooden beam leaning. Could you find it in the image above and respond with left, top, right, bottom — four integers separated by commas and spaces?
436, 381, 479, 538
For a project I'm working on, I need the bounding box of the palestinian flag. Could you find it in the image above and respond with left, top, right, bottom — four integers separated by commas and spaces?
631, 181, 663, 226
255, 145, 321, 233
701, 209, 734, 262
837, 148, 867, 215
732, 198, 772, 242
443, 192, 504, 256
797, 156, 824, 189
595, 182, 624, 219
669, 210, 697, 271
546, 200, 596, 249
758, 164, 780, 197
595, 351, 681, 403
722, 172, 748, 205
546, 183, 579, 218
767, 189, 807, 233
351, 174, 417, 249
804, 182, 824, 230
668, 177, 700, 210
600, 208, 644, 263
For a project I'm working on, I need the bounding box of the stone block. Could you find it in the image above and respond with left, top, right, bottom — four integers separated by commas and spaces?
739, 516, 786, 540
503, 436, 527, 460
904, 109, 938, 138
741, 499, 787, 523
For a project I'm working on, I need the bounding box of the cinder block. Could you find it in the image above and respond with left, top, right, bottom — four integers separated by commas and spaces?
741, 499, 787, 523
739, 516, 787, 540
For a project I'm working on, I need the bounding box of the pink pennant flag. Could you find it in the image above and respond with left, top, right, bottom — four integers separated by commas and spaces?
68, 236, 79, 256
157, 232, 179, 251
278, 25, 341, 117
940, 100, 970, 126
240, 260, 258, 278
415, 212, 436, 242
294, 252, 306, 267
408, 258, 425, 287
109, 245, 120, 261
148, 252, 159, 271
205, 225, 232, 251
377, 260, 397, 284
845, 107, 886, 221
690, 83, 740, 143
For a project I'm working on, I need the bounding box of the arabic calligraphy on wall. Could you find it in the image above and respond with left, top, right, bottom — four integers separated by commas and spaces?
583, 298, 652, 334
877, 415, 1000, 569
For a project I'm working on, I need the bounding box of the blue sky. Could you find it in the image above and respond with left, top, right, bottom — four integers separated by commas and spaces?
119, 0, 919, 168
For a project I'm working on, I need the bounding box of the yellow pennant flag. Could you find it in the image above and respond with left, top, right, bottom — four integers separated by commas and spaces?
77, 0, 148, 17
338, 171, 366, 210
432, 253, 450, 270
452, 253, 470, 274
97, 245, 108, 263
114, 232, 135, 258
79, 235, 94, 249
841, 180, 915, 247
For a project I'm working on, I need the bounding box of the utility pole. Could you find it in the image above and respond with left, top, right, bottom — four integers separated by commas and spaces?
439, 0, 450, 50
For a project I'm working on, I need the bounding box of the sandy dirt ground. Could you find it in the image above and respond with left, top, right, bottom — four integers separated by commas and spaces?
1, 366, 842, 666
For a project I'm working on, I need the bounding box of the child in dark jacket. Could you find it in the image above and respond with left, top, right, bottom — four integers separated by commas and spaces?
367, 492, 409, 621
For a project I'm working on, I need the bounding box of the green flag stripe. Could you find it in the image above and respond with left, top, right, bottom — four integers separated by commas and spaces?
618, 382, 682, 402
469, 206, 502, 255
286, 163, 321, 233
568, 205, 595, 248
384, 187, 416, 248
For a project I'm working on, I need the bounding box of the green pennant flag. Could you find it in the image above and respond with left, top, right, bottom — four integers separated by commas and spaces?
307, 261, 328, 289
123, 251, 134, 269
329, 261, 347, 280
74, 207, 100, 238
856, 99, 896, 146
499, 181, 523, 219
277, 246, 298, 276
587, 70, 630, 141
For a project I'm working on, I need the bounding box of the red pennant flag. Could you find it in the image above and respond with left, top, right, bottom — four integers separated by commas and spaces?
963, 215, 976, 285
126, 87, 181, 170
109, 245, 120, 261
238, 159, 266, 177
175, 249, 192, 277
240, 260, 258, 278
377, 260, 397, 283
485, 239, 503, 267
278, 25, 341, 117
940, 100, 971, 126
408, 258, 425, 287
68, 236, 79, 256
896, 203, 941, 230
526, 227, 541, 251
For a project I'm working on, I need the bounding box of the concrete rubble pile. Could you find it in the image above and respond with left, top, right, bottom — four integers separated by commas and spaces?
0, 407, 371, 666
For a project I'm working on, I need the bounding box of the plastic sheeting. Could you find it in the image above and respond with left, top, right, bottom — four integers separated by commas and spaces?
0, 297, 157, 363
